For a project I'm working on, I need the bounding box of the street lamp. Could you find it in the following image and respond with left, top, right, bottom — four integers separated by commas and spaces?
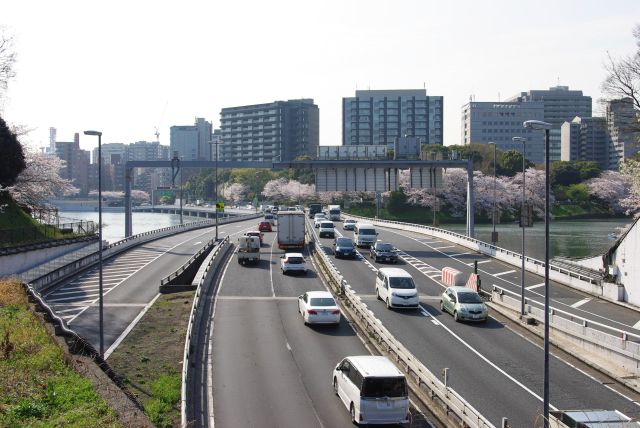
209, 139, 221, 241
523, 119, 552, 428
512, 136, 527, 317
488, 142, 498, 244
84, 130, 104, 358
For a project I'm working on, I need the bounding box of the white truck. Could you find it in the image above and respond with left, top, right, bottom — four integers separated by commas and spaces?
237, 235, 261, 265
277, 211, 306, 250
328, 204, 341, 221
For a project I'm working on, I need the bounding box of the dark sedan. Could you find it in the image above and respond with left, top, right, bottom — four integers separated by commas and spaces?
369, 241, 398, 263
333, 237, 357, 259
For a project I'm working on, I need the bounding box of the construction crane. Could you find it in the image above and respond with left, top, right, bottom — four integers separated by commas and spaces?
154, 101, 168, 142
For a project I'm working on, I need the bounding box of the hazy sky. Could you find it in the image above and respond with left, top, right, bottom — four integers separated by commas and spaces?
2, 0, 639, 154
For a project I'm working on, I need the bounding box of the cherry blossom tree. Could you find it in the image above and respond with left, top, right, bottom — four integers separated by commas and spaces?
473, 171, 519, 217
4, 149, 78, 209
223, 182, 249, 204
508, 168, 554, 217
261, 178, 288, 201
586, 170, 639, 215
318, 191, 344, 205
88, 190, 150, 204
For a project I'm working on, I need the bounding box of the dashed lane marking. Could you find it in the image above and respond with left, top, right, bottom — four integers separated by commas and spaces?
494, 269, 516, 277
526, 283, 546, 290
571, 298, 592, 308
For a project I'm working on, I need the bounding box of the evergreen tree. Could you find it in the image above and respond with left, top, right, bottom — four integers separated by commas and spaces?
0, 116, 26, 187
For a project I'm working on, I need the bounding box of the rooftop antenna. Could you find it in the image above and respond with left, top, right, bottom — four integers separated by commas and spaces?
498, 92, 501, 102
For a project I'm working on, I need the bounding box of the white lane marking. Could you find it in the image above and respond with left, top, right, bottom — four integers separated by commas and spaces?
494, 270, 516, 277
633, 320, 640, 330
468, 260, 491, 265
66, 228, 221, 324
96, 303, 148, 307
432, 246, 455, 250
53, 307, 84, 313
526, 283, 546, 290
104, 293, 161, 360
571, 298, 592, 309
194, 241, 203, 245
286, 342, 292, 352
421, 306, 557, 410
449, 252, 472, 257
48, 294, 101, 303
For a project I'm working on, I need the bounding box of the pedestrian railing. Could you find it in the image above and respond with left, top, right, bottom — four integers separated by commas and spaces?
307, 220, 495, 428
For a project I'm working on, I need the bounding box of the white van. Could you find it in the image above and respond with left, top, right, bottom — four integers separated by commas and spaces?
332, 355, 410, 425
354, 223, 377, 248
375, 268, 419, 309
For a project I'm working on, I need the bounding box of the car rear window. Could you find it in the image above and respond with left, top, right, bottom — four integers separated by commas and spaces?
359, 228, 376, 235
287, 257, 303, 264
309, 297, 336, 306
389, 277, 415, 289
376, 244, 393, 251
361, 377, 407, 398
321, 222, 333, 228
336, 238, 353, 247
458, 292, 483, 304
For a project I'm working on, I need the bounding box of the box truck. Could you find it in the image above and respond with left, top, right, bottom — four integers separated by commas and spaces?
277, 211, 306, 250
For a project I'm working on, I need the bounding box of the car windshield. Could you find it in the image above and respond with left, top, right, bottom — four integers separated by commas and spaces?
329, 209, 339, 214
389, 277, 415, 289
345, 220, 355, 224
321, 222, 333, 228
376, 244, 393, 251
287, 257, 304, 264
309, 297, 336, 306
359, 228, 376, 235
361, 377, 407, 398
458, 292, 483, 304
336, 238, 353, 247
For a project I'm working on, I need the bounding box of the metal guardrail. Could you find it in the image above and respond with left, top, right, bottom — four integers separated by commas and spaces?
491, 283, 640, 342
26, 213, 261, 294
160, 237, 216, 286
306, 220, 495, 428
345, 213, 602, 286
181, 236, 231, 428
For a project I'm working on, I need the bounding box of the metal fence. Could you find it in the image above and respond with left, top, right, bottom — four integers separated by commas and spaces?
0, 220, 96, 247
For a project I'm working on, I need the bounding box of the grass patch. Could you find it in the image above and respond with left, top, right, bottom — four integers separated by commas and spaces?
552, 203, 612, 219
107, 291, 194, 427
0, 197, 86, 247
0, 279, 121, 427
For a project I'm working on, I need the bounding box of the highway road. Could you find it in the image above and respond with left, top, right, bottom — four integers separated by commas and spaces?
43, 216, 261, 357
210, 230, 384, 428
314, 220, 640, 427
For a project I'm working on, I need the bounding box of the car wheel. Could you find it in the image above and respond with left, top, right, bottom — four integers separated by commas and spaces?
386, 298, 391, 309
350, 403, 357, 425
440, 300, 445, 312
376, 288, 381, 301
454, 311, 460, 322
333, 378, 339, 396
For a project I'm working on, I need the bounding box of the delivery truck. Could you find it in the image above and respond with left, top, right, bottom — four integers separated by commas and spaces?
237, 235, 261, 265
277, 211, 305, 250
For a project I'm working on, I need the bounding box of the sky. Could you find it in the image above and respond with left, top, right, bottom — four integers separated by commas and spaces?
1, 0, 639, 154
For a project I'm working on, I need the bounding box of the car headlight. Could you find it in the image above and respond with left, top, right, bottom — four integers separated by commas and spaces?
459, 307, 469, 313
391, 292, 399, 297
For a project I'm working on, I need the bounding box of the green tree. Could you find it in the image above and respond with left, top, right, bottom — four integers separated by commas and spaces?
551, 161, 581, 186
386, 188, 407, 215
498, 150, 534, 177
574, 161, 601, 181
0, 116, 26, 187
565, 183, 589, 204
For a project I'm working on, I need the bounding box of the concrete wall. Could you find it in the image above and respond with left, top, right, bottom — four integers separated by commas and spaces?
0, 240, 97, 278
610, 219, 640, 306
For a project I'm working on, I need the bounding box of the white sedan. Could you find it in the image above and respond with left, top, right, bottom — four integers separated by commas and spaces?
280, 253, 307, 275
298, 291, 341, 325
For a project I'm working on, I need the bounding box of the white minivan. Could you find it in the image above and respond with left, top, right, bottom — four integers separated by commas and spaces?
375, 268, 420, 309
354, 223, 377, 248
332, 355, 410, 425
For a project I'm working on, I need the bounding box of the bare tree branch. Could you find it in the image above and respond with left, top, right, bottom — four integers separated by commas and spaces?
0, 27, 17, 98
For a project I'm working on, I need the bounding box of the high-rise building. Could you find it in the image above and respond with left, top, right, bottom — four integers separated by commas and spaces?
561, 116, 614, 169
606, 98, 640, 167
170, 118, 212, 161
342, 89, 443, 147
461, 101, 545, 163
92, 143, 126, 165
55, 133, 90, 195
219, 99, 319, 162
508, 86, 592, 161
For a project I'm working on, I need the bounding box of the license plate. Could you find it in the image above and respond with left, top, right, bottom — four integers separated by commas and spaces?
385, 257, 389, 261
473, 315, 480, 319
377, 400, 392, 409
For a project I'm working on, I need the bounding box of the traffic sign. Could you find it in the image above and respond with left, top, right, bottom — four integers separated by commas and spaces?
216, 201, 225, 212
